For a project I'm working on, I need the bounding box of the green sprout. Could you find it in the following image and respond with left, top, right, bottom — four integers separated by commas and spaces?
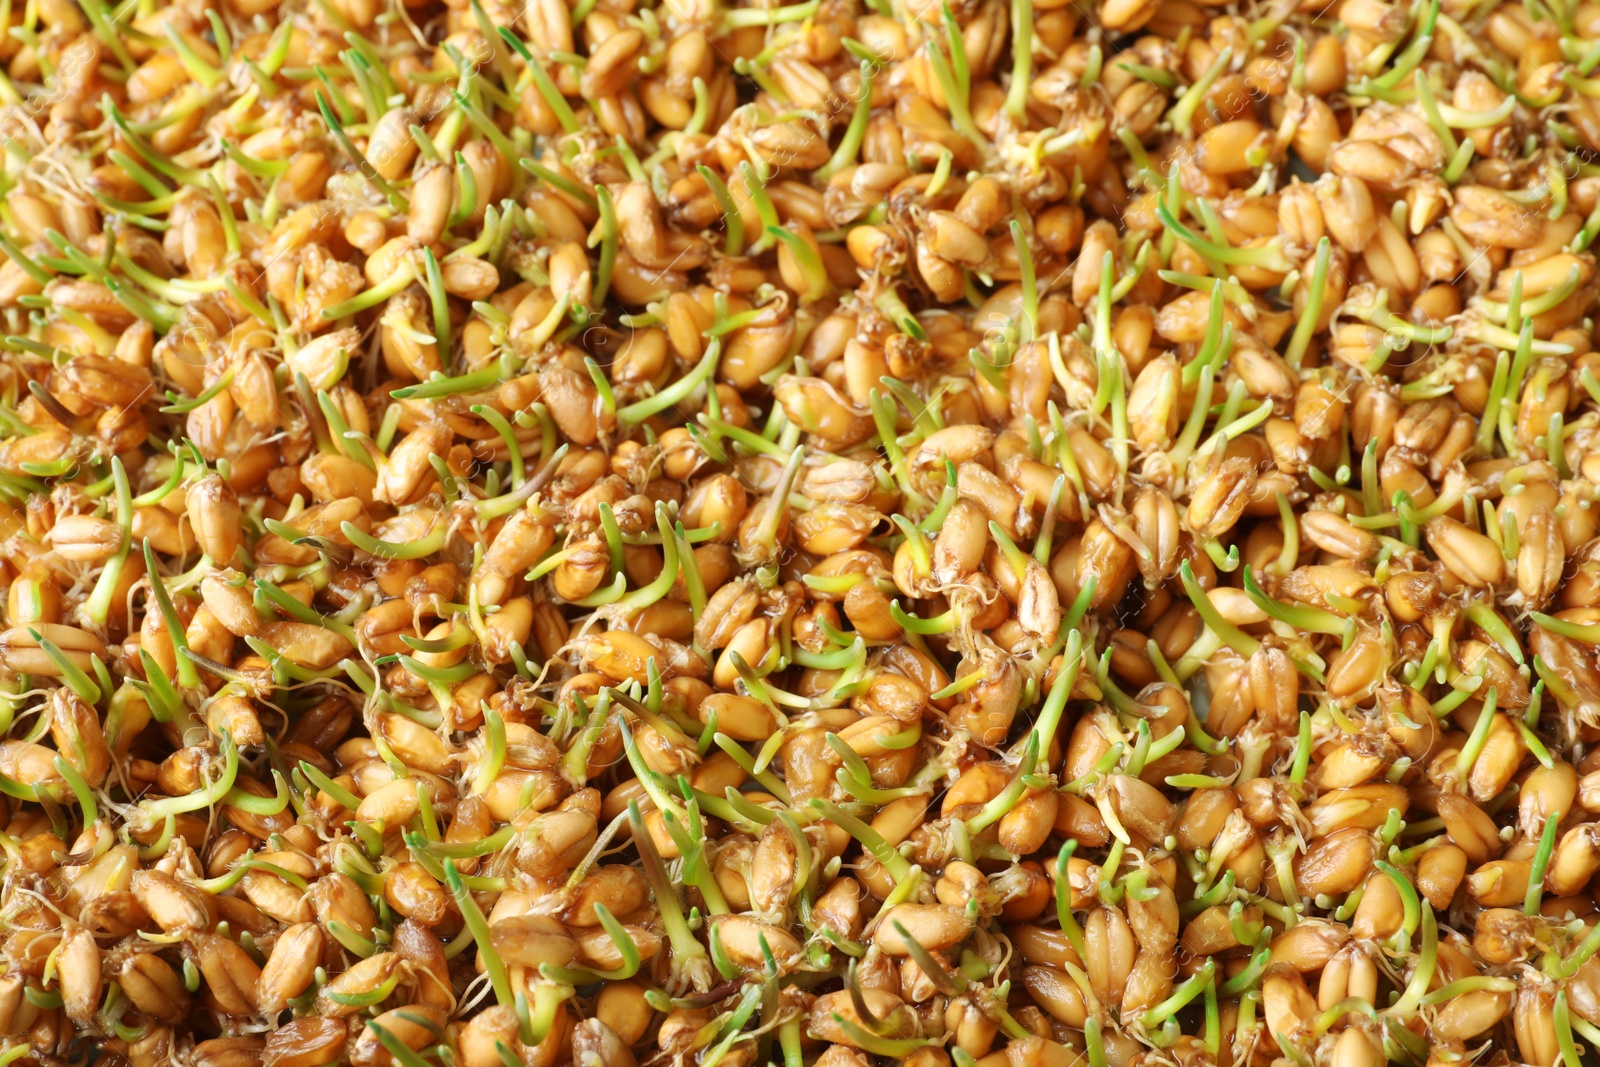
1557, 991, 1585, 1067
1168, 47, 1232, 132
1526, 811, 1562, 916
922, 4, 984, 149
1284, 238, 1331, 369
498, 28, 580, 134
446, 863, 512, 1005
1054, 840, 1087, 958
1006, 0, 1032, 119
720, 0, 819, 28
141, 734, 239, 819
1455, 685, 1501, 780
541, 903, 642, 983
520, 158, 598, 208
590, 184, 618, 312
809, 798, 911, 881
966, 734, 1039, 835
1141, 958, 1215, 1034
342, 521, 449, 560
1533, 613, 1600, 645
315, 92, 408, 212
1358, 0, 1438, 92
1242, 566, 1347, 635
628, 800, 710, 989
770, 225, 833, 303
1550, 916, 1600, 980
1374, 860, 1422, 953
818, 62, 876, 182
367, 1023, 434, 1067
697, 166, 745, 257
1178, 561, 1259, 658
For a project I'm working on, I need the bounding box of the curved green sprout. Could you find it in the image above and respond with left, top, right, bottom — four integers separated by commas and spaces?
24, 988, 63, 1010
223, 771, 291, 816
721, 0, 819, 28
827, 1011, 936, 1058
696, 166, 745, 257
769, 225, 833, 303
1375, 860, 1423, 955
141, 735, 240, 819
198, 858, 313, 897
619, 338, 722, 426
1054, 840, 1087, 958
1229, 899, 1265, 948
738, 164, 781, 254
541, 903, 642, 983
713, 734, 791, 803
1218, 939, 1271, 996
722, 787, 777, 829
965, 733, 1039, 836
1548, 897, 1600, 978
1164, 49, 1230, 137
891, 601, 955, 636
298, 761, 361, 811
1533, 613, 1600, 645
1416, 975, 1520, 1010
419, 824, 517, 859
818, 61, 877, 181
1361, 0, 1438, 92
1242, 566, 1347, 635
708, 921, 740, 980
657, 786, 731, 915
827, 734, 924, 804
255, 580, 357, 643
810, 798, 911, 881
1157, 200, 1289, 274
341, 520, 449, 560
53, 757, 97, 828
1180, 285, 1228, 390
1141, 958, 1215, 1031
1178, 561, 1259, 658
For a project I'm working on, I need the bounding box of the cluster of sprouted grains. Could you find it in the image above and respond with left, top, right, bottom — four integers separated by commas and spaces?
3, 0, 1600, 1064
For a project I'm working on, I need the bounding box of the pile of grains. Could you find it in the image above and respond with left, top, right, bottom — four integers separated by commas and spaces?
1, 0, 1600, 1064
